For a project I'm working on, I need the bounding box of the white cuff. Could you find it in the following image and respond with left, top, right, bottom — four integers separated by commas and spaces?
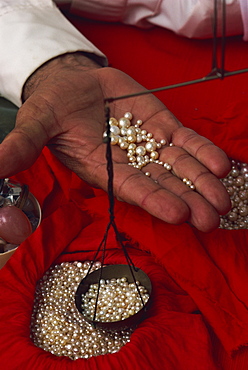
0, 3, 106, 107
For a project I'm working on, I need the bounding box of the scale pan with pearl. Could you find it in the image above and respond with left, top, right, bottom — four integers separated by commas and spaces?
75, 264, 152, 331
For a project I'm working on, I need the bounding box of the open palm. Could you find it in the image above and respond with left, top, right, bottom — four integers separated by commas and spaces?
0, 53, 231, 232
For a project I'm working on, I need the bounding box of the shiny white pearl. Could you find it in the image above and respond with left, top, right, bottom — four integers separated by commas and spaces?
145, 141, 157, 152
126, 126, 137, 136
124, 112, 133, 120
111, 136, 119, 145
150, 151, 159, 160
119, 117, 131, 128
127, 135, 136, 143
109, 117, 118, 126
110, 126, 120, 135
135, 146, 146, 156
120, 142, 129, 150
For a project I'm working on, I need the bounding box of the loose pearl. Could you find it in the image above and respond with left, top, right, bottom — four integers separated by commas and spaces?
110, 126, 120, 135
124, 112, 133, 120
135, 146, 146, 156
127, 135, 136, 143
109, 117, 118, 126
126, 127, 137, 136
150, 151, 159, 160
128, 143, 136, 150
120, 142, 129, 150
145, 141, 157, 152
119, 117, 131, 128
164, 163, 172, 171
111, 136, 119, 145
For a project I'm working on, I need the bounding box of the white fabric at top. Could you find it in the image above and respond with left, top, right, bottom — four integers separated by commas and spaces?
149, 0, 243, 38
71, 0, 243, 37
0, 0, 246, 107
239, 0, 248, 40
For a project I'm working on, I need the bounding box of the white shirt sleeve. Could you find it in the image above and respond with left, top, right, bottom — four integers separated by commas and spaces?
0, 0, 106, 107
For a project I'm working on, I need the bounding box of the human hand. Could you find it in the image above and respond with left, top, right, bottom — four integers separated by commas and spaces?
0, 53, 231, 232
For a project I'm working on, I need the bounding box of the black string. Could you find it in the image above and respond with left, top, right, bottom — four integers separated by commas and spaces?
81, 104, 146, 322
78, 0, 248, 317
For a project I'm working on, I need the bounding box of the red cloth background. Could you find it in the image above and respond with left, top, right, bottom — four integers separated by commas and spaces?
1, 14, 248, 370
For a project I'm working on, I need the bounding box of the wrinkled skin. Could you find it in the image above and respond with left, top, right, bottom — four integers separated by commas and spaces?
0, 53, 231, 232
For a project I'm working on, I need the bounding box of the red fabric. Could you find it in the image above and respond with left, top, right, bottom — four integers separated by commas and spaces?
1, 17, 248, 370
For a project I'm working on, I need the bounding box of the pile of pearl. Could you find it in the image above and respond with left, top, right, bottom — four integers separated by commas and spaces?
105, 112, 170, 171
82, 277, 150, 322
104, 112, 195, 189
30, 261, 132, 360
220, 160, 248, 229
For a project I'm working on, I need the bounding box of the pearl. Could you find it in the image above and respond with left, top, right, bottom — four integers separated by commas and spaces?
136, 134, 143, 143
124, 112, 133, 120
145, 142, 157, 152
136, 156, 146, 166
121, 128, 127, 136
127, 135, 136, 143
164, 163, 172, 171
111, 136, 119, 145
119, 117, 131, 128
109, 117, 118, 126
110, 126, 120, 135
128, 143, 136, 151
126, 127, 137, 136
150, 151, 159, 160
120, 142, 129, 150
135, 146, 146, 156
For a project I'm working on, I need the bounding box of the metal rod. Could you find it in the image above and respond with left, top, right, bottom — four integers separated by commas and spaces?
104, 68, 248, 103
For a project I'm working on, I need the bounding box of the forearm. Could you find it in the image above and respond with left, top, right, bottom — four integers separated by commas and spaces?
22, 52, 102, 102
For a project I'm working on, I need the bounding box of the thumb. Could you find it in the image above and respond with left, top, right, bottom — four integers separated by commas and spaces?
0, 104, 51, 178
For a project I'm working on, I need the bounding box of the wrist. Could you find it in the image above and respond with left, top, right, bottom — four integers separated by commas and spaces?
22, 52, 102, 102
